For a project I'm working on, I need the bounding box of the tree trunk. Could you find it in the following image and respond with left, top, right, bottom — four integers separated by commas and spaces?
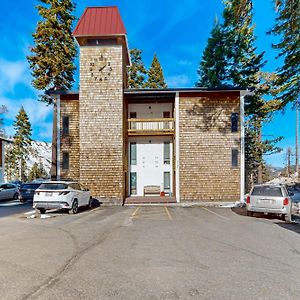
50, 102, 57, 180
257, 121, 263, 184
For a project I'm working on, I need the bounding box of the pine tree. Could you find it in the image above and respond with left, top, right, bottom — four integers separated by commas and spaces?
128, 48, 147, 88
196, 18, 229, 88
27, 0, 77, 104
4, 146, 17, 181
144, 54, 167, 89
12, 107, 32, 181
269, 0, 300, 106
28, 162, 48, 181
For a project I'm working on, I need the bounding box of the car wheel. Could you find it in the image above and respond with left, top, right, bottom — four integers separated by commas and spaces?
284, 213, 292, 223
88, 197, 93, 208
13, 192, 19, 200
70, 199, 79, 214
38, 208, 46, 214
247, 211, 253, 217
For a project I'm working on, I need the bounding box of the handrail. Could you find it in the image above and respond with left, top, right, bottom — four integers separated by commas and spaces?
128, 118, 175, 122
128, 118, 175, 133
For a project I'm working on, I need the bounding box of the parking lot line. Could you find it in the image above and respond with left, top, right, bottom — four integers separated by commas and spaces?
164, 207, 173, 221
131, 207, 140, 219
201, 207, 230, 221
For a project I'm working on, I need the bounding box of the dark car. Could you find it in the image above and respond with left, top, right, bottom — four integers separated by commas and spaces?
19, 183, 41, 202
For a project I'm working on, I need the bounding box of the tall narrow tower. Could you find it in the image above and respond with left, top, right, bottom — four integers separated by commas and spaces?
73, 6, 130, 202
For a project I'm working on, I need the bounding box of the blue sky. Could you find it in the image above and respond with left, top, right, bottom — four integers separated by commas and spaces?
0, 0, 296, 168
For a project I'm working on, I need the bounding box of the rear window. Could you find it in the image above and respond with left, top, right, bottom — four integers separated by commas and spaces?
22, 184, 40, 189
38, 183, 68, 190
251, 186, 283, 197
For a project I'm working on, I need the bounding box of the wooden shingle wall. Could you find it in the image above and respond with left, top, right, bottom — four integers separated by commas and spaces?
60, 99, 80, 181
179, 92, 241, 201
79, 46, 124, 202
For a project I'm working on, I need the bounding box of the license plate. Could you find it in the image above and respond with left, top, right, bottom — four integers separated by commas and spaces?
45, 192, 52, 197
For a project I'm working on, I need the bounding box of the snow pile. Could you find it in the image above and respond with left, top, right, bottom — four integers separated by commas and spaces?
267, 174, 299, 185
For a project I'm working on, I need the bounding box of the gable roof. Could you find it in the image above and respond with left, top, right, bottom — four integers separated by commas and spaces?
73, 6, 127, 37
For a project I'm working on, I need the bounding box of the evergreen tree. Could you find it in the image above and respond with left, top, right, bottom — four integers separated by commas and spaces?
144, 54, 167, 89
128, 48, 147, 88
196, 18, 228, 88
4, 146, 17, 181
12, 107, 32, 181
28, 162, 48, 181
269, 0, 300, 106
27, 0, 77, 104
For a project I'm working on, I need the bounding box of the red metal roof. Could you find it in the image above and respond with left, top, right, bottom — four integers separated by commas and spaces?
73, 6, 127, 37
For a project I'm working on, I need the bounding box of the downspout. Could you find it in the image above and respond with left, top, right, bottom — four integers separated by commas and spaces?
175, 92, 180, 203
56, 96, 61, 181
240, 91, 245, 203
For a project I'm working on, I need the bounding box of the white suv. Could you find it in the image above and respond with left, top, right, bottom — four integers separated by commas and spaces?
33, 181, 92, 214
246, 184, 292, 222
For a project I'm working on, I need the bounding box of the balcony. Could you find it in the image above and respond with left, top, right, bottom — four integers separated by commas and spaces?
127, 118, 175, 136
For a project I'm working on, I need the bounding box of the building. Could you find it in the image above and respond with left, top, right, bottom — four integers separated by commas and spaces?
0, 137, 12, 182
50, 6, 249, 204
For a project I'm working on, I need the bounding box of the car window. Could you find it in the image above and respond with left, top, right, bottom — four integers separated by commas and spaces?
251, 186, 283, 197
39, 183, 68, 190
7, 184, 15, 189
22, 184, 40, 189
0, 184, 6, 189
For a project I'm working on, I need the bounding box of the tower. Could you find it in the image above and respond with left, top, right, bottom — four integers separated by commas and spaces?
73, 6, 130, 202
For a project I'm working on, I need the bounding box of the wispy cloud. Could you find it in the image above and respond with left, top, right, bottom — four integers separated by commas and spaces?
1, 96, 52, 126
0, 58, 29, 91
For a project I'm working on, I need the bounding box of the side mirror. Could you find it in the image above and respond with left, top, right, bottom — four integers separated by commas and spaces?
290, 192, 294, 196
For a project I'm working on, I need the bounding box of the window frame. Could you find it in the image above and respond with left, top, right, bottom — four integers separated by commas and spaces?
62, 152, 70, 171
231, 148, 239, 168
231, 112, 239, 133
62, 116, 70, 136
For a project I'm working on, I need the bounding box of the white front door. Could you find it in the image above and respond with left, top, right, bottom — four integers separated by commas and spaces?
129, 137, 173, 197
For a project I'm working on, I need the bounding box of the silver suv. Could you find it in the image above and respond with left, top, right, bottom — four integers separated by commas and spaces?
246, 184, 292, 222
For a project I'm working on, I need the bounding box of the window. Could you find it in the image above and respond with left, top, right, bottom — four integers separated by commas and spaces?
163, 112, 171, 129
62, 152, 69, 170
163, 111, 171, 118
130, 172, 137, 195
164, 172, 170, 193
62, 116, 69, 136
231, 113, 238, 132
231, 149, 238, 168
130, 143, 137, 165
130, 112, 137, 119
129, 112, 137, 130
164, 142, 170, 164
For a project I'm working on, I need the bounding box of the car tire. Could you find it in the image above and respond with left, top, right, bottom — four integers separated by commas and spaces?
284, 213, 292, 223
38, 208, 46, 214
88, 197, 93, 208
70, 199, 79, 214
13, 192, 19, 200
247, 211, 253, 217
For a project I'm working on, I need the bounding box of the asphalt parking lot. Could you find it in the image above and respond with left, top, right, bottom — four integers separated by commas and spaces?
0, 205, 300, 300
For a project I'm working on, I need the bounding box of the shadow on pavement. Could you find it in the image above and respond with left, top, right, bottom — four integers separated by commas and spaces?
231, 206, 289, 221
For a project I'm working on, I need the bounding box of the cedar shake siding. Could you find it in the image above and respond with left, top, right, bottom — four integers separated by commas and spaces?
179, 92, 241, 201
60, 98, 80, 181
79, 46, 125, 202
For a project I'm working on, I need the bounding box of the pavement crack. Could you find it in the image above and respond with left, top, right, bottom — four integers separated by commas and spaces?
20, 222, 123, 300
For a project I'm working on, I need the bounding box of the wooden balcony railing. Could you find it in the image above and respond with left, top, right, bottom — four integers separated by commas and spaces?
128, 118, 175, 135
